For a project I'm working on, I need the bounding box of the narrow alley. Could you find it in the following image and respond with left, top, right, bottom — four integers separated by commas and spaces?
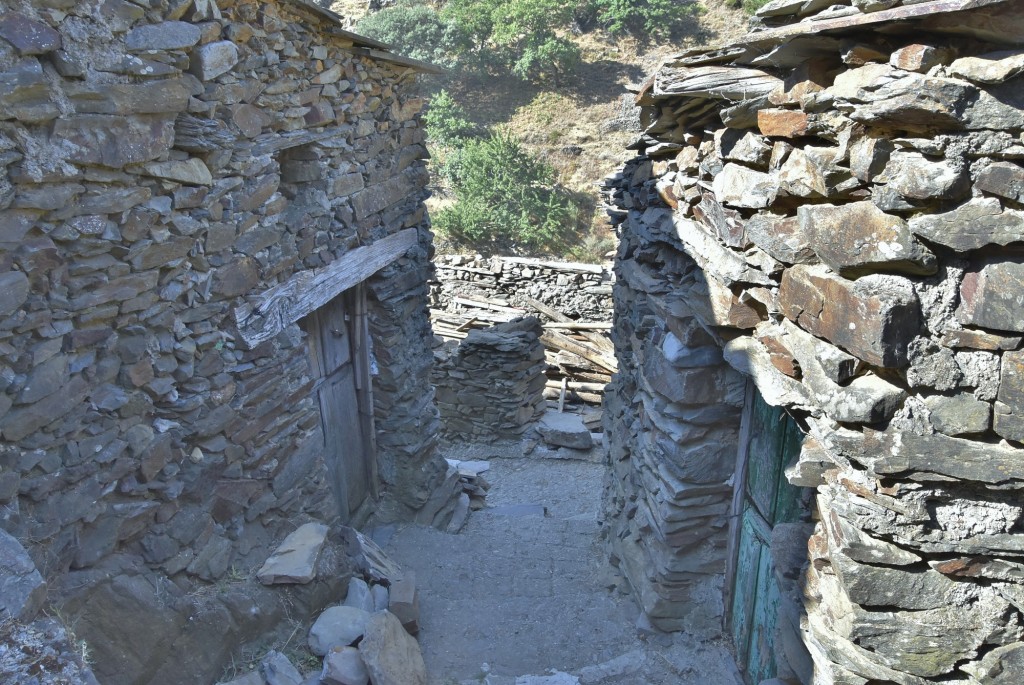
377, 429, 742, 685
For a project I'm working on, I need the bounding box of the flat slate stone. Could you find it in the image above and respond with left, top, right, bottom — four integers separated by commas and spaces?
909, 198, 1024, 252
0, 528, 46, 621
256, 521, 328, 585
864, 429, 1024, 485
125, 21, 202, 51
976, 161, 1024, 203
0, 12, 61, 55
537, 411, 594, 450
957, 260, 1024, 333
800, 201, 936, 277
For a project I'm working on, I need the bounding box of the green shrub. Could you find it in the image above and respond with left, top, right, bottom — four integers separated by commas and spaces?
355, 0, 470, 68
433, 131, 581, 254
423, 90, 478, 148
583, 0, 700, 40
741, 0, 772, 13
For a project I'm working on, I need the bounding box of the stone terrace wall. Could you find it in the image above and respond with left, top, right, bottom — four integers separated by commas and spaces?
431, 254, 613, 322
603, 0, 1024, 682
0, 0, 443, 678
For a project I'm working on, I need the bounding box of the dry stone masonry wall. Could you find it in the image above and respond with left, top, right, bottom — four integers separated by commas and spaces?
432, 317, 547, 441
603, 0, 1024, 682
431, 254, 613, 323
0, 0, 445, 681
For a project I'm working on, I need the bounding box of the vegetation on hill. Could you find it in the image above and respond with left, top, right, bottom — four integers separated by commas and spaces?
348, 0, 748, 258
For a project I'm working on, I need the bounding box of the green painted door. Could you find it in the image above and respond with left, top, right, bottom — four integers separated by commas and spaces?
729, 388, 809, 684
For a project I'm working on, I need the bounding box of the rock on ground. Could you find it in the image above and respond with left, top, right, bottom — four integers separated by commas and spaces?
358, 610, 428, 685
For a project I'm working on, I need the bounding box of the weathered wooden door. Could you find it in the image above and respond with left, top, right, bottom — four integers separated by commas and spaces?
305, 286, 376, 520
726, 385, 808, 684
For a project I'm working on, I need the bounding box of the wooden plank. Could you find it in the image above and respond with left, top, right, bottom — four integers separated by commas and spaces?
525, 296, 614, 354
543, 322, 612, 330
545, 380, 607, 393
540, 331, 617, 374
499, 256, 607, 274
234, 228, 417, 348
451, 296, 524, 314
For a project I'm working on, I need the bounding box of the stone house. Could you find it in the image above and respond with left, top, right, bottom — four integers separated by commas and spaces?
0, 0, 447, 681
602, 0, 1024, 683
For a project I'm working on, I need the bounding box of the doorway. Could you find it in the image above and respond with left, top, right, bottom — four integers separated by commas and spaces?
725, 384, 812, 684
304, 285, 377, 521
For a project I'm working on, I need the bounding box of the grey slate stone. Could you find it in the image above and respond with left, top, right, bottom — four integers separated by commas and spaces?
125, 21, 202, 51
926, 394, 991, 436
537, 411, 594, 450
261, 651, 302, 685
957, 260, 1024, 333
909, 197, 1024, 251
0, 528, 46, 621
308, 605, 371, 656
800, 201, 936, 277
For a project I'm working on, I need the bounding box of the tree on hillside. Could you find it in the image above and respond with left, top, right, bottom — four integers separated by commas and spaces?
583, 0, 701, 40
357, 0, 580, 82
355, 0, 471, 68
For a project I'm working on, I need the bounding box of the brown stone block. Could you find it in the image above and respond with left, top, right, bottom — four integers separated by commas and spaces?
779, 264, 920, 367
758, 108, 810, 138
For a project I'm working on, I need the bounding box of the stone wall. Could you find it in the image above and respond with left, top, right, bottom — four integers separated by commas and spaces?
432, 317, 547, 440
0, 0, 444, 680
431, 254, 613, 322
603, 0, 1024, 682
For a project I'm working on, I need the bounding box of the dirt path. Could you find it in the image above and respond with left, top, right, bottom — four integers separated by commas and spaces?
374, 437, 743, 685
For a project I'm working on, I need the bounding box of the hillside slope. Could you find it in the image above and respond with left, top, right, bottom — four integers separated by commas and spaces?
333, 0, 749, 258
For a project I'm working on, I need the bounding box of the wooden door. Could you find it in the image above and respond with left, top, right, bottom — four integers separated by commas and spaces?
305, 287, 376, 520
726, 385, 809, 684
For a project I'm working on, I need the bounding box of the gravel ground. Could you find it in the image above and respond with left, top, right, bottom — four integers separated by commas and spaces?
376, 433, 743, 685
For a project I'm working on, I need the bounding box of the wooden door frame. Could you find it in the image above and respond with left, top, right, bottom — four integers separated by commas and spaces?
304, 284, 379, 519
723, 379, 756, 634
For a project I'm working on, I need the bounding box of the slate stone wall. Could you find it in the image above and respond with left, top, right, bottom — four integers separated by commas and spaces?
0, 0, 441, 612
431, 254, 614, 322
432, 317, 547, 440
603, 1, 1024, 682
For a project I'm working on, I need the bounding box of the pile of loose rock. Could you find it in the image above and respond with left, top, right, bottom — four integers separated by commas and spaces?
432, 317, 547, 441
221, 524, 426, 685
603, 0, 1024, 682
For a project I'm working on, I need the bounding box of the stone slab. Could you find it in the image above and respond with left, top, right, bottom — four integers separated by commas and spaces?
957, 260, 1024, 333
256, 521, 328, 585
537, 412, 594, 450
309, 605, 372, 656
779, 264, 921, 368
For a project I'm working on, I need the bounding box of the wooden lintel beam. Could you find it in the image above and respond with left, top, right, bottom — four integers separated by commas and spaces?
234, 228, 418, 348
